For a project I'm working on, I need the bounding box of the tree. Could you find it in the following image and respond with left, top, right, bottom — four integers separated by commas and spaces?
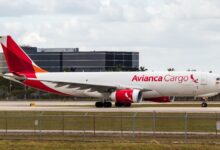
168, 68, 175, 71
139, 66, 148, 71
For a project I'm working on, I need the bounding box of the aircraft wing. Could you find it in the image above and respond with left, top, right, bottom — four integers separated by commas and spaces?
0, 73, 150, 93
26, 78, 149, 93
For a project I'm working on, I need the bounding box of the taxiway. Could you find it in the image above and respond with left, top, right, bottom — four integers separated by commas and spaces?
0, 101, 219, 113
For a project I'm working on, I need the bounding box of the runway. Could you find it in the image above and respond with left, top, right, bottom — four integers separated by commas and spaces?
0, 101, 219, 113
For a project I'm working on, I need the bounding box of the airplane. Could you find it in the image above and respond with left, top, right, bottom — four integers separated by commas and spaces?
0, 35, 220, 108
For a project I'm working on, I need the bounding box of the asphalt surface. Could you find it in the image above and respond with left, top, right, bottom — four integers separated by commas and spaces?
0, 101, 219, 113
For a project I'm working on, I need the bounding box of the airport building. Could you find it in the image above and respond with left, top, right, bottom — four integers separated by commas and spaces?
0, 46, 139, 72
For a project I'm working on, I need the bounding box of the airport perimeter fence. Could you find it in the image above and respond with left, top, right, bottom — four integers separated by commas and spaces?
0, 111, 220, 143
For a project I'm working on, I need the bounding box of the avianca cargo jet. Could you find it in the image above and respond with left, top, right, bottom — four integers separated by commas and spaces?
0, 36, 220, 108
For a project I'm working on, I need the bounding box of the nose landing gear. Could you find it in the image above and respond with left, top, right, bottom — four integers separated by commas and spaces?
201, 97, 208, 107
201, 102, 208, 107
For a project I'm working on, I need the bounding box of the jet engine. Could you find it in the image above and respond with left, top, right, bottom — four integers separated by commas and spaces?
110, 89, 143, 107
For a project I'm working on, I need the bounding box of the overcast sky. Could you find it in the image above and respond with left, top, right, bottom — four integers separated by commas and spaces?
0, 0, 220, 72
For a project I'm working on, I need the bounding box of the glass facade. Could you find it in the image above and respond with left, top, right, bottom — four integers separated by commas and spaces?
23, 47, 62, 72
105, 52, 139, 71
0, 53, 7, 73
62, 52, 106, 72
0, 46, 139, 72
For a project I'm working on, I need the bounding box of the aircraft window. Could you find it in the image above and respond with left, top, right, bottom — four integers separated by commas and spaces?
216, 78, 220, 81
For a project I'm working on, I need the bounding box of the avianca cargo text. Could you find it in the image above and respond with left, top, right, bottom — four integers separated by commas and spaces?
131, 74, 195, 83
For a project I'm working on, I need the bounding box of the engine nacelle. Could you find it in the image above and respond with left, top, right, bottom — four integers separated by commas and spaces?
144, 96, 173, 103
110, 89, 143, 103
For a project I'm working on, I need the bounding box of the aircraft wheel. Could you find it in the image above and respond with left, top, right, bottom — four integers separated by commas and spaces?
104, 101, 112, 108
201, 102, 208, 107
115, 102, 123, 107
115, 102, 131, 107
124, 103, 131, 107
95, 101, 104, 108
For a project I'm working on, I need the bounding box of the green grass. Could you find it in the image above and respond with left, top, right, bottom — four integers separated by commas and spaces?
0, 111, 217, 133
0, 140, 220, 150
0, 111, 218, 149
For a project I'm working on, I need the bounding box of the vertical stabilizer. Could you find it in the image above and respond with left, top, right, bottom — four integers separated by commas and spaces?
0, 36, 47, 74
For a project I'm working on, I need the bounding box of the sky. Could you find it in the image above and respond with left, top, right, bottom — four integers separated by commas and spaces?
0, 0, 220, 72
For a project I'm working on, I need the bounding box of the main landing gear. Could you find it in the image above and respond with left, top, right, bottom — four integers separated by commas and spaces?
115, 102, 131, 107
201, 97, 208, 107
95, 101, 132, 108
95, 101, 112, 108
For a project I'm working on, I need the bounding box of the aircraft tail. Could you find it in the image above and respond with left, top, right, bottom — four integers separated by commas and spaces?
0, 36, 47, 74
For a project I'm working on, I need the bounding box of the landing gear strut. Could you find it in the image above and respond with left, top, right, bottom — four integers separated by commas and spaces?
95, 101, 112, 108
201, 97, 208, 107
